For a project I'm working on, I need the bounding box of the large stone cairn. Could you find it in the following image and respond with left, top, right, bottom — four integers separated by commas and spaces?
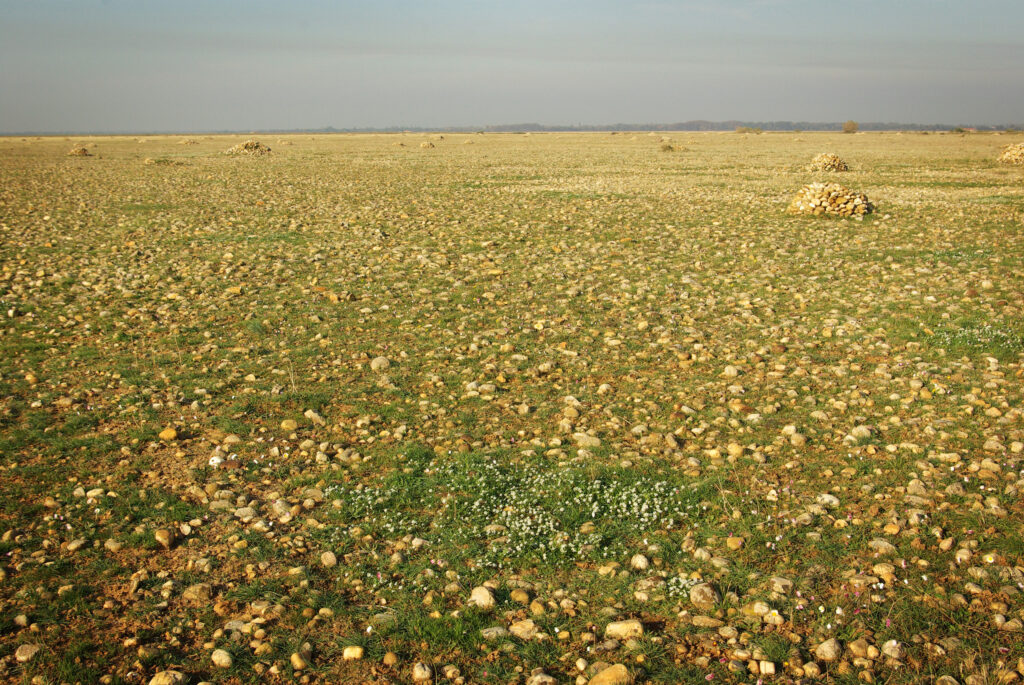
807, 152, 848, 172
226, 140, 271, 155
787, 182, 873, 217
997, 142, 1024, 166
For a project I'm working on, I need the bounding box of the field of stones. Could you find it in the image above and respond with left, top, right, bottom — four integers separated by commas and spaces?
0, 130, 1022, 684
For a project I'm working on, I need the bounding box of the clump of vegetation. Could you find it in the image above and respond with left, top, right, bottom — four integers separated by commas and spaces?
735, 126, 762, 134
660, 142, 675, 152
997, 142, 1024, 165
225, 139, 271, 155
843, 120, 859, 133
807, 152, 849, 172
420, 141, 435, 149
67, 145, 90, 156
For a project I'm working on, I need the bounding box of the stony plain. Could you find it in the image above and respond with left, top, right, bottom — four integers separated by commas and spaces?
0, 131, 1022, 684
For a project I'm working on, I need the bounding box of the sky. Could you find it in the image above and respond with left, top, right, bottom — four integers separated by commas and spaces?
1, 0, 1022, 132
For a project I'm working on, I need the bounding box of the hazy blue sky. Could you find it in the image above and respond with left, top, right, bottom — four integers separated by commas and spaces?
1, 0, 1021, 132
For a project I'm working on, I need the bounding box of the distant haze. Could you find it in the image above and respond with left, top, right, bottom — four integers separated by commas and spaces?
1, 0, 1022, 133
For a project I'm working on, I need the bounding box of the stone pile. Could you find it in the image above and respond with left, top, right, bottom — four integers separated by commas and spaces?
226, 140, 271, 155
787, 182, 872, 217
807, 152, 848, 171
997, 142, 1024, 165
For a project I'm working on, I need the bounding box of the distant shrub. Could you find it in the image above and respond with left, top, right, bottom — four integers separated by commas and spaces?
736, 126, 762, 134
660, 143, 675, 152
67, 146, 90, 156
843, 120, 859, 134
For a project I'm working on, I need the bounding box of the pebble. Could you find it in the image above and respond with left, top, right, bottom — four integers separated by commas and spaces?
482, 626, 510, 640
211, 648, 233, 668
383, 651, 398, 666
183, 583, 212, 602
343, 645, 364, 660
154, 528, 175, 549
689, 583, 720, 609
370, 356, 390, 371
280, 419, 298, 431
15, 644, 41, 663
158, 427, 177, 441
148, 672, 187, 685
815, 638, 842, 662
604, 619, 643, 640
573, 432, 602, 448
589, 663, 634, 685
510, 619, 540, 640
320, 551, 337, 568
412, 662, 433, 681
468, 585, 496, 610
290, 652, 308, 670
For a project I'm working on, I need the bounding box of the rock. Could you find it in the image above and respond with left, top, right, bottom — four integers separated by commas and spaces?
370, 356, 390, 371
159, 427, 177, 441
154, 528, 175, 549
383, 651, 398, 666
605, 619, 643, 640
510, 619, 539, 640
816, 493, 840, 508
343, 645, 364, 660
882, 639, 903, 659
526, 673, 557, 685
815, 638, 842, 662
510, 588, 530, 604
869, 539, 897, 555
689, 583, 720, 610
935, 677, 960, 685
412, 662, 433, 681
573, 432, 601, 448
105, 538, 122, 552
469, 585, 496, 610
211, 648, 233, 668
290, 652, 308, 670
726, 536, 744, 550
481, 626, 510, 640
691, 615, 724, 628
280, 419, 298, 431
183, 583, 213, 602
320, 551, 337, 568
149, 672, 187, 685
66, 537, 87, 552
770, 577, 793, 594
15, 644, 41, 663
630, 554, 649, 570
589, 663, 634, 685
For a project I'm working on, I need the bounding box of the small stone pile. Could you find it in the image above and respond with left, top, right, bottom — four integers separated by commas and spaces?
787, 182, 873, 217
226, 140, 271, 156
68, 146, 91, 157
807, 152, 848, 172
997, 142, 1024, 165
